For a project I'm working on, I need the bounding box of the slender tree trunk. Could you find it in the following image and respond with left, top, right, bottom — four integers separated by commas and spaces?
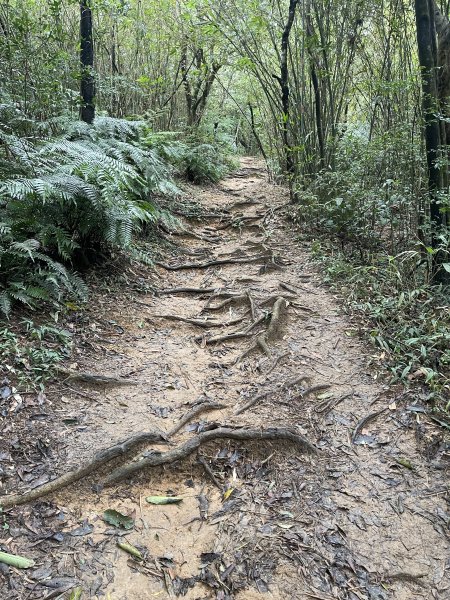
415, 0, 448, 282
278, 0, 299, 189
80, 0, 95, 124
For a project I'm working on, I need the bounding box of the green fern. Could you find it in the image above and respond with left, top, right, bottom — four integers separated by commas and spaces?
0, 107, 183, 316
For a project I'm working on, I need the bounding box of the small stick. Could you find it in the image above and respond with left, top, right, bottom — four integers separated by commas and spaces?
352, 409, 387, 443
197, 455, 222, 490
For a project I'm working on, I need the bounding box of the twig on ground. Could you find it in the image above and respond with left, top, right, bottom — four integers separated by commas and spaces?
197, 455, 222, 490
352, 409, 387, 443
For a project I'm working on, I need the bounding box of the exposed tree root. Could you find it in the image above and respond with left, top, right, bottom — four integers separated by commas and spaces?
204, 294, 248, 312
159, 286, 217, 295
259, 294, 296, 306
279, 281, 300, 295
228, 199, 260, 209
215, 214, 265, 231
156, 254, 269, 271
55, 367, 138, 387
0, 402, 224, 510
166, 401, 225, 437
197, 314, 266, 345
235, 374, 310, 415
241, 297, 288, 359
152, 314, 246, 329
0, 430, 167, 510
157, 287, 236, 297
104, 426, 318, 484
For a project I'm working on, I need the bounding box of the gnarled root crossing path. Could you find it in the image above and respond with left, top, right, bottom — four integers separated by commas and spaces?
1, 158, 448, 600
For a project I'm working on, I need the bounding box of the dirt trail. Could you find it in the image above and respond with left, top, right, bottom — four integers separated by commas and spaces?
1, 158, 449, 599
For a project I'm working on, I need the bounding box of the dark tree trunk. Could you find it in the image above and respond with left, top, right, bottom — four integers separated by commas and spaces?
415, 0, 448, 283
80, 0, 95, 124
278, 0, 299, 186
248, 103, 268, 160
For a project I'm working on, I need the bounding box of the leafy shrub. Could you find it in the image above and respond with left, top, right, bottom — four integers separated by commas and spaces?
143, 132, 236, 184
0, 224, 88, 317
183, 142, 232, 183
294, 124, 425, 253
309, 240, 450, 402
0, 320, 72, 388
0, 109, 180, 316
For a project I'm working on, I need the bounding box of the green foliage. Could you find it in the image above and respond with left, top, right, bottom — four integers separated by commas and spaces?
294, 125, 425, 253
309, 240, 450, 399
144, 131, 236, 184
0, 107, 181, 316
183, 142, 232, 183
0, 320, 72, 388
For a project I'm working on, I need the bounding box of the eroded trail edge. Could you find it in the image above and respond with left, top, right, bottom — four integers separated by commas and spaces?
1, 158, 448, 600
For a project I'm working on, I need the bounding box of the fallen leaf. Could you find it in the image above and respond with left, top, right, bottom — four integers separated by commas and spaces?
146, 496, 182, 505
277, 522, 294, 529
223, 488, 234, 501
117, 541, 143, 560
103, 509, 134, 530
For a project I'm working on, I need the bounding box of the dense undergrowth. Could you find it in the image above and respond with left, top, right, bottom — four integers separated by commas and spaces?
292, 127, 450, 411
0, 101, 235, 387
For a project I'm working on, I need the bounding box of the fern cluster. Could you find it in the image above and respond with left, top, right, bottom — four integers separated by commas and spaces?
143, 132, 235, 184
0, 108, 180, 316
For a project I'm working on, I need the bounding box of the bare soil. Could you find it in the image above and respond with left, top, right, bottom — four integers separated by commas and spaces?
1, 158, 449, 600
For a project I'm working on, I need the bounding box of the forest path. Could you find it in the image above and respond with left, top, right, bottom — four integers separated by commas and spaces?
2, 158, 448, 599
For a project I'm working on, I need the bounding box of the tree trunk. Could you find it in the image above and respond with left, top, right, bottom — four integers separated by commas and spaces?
80, 0, 95, 124
279, 0, 299, 188
415, 0, 448, 282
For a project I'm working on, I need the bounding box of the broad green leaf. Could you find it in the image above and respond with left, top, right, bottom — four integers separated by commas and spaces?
103, 509, 134, 529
